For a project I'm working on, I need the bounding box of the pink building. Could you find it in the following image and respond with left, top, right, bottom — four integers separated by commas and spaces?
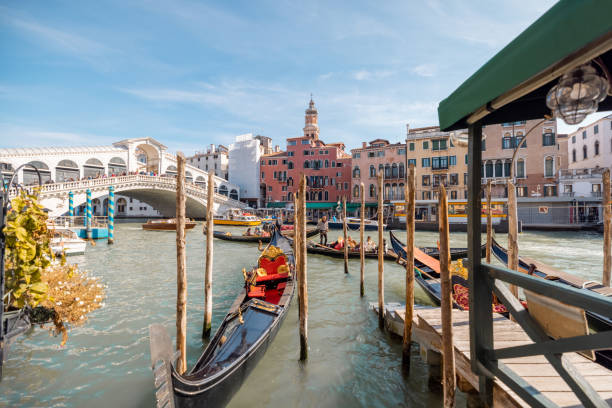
260, 99, 351, 207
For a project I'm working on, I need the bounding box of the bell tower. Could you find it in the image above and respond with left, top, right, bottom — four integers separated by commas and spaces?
303, 95, 319, 139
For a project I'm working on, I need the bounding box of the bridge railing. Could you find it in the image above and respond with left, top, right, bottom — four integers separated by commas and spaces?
11, 175, 247, 208
48, 216, 108, 228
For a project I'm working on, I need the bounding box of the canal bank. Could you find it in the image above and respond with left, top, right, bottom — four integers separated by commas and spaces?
0, 223, 604, 407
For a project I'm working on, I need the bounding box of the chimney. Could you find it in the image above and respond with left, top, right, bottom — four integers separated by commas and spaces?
362, 142, 367, 148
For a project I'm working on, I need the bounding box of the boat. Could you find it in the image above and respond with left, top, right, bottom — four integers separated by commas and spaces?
328, 217, 385, 231
142, 219, 197, 231
420, 243, 487, 261
491, 238, 612, 369
213, 208, 261, 226
49, 227, 87, 256
149, 229, 295, 407
213, 227, 318, 243
304, 241, 398, 261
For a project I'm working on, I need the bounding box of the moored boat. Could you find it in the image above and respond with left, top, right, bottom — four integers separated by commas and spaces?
328, 217, 385, 231
49, 227, 87, 256
142, 219, 197, 231
213, 227, 318, 243
213, 208, 261, 226
149, 229, 295, 407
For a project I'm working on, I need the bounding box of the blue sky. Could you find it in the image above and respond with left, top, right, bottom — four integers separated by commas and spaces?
2, 0, 598, 154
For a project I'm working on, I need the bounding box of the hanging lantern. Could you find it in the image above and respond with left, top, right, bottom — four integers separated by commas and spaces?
546, 63, 609, 125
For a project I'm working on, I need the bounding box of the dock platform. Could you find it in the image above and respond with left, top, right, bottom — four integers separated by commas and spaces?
372, 303, 612, 407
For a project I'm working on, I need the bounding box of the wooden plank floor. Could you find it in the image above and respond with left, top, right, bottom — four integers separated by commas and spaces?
396, 307, 612, 407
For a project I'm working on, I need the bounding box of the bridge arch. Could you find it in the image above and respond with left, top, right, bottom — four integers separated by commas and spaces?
195, 176, 206, 187
108, 157, 126, 175
218, 185, 228, 196
185, 171, 193, 183
24, 160, 51, 185
165, 165, 177, 176
135, 143, 161, 173
84, 158, 105, 179
230, 189, 238, 200
56, 159, 79, 182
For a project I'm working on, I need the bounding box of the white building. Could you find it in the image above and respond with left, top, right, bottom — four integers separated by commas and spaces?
187, 144, 229, 180
228, 134, 272, 207
568, 114, 612, 170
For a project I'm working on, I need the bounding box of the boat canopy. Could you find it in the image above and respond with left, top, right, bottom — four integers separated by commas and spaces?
438, 0, 612, 131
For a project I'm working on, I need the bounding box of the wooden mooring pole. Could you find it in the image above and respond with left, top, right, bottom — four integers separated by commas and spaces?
175, 152, 187, 374
403, 164, 415, 371
438, 185, 455, 407
298, 174, 308, 360
603, 169, 611, 287
360, 183, 365, 297
507, 180, 519, 297
343, 195, 349, 274
486, 180, 492, 264
377, 170, 384, 329
203, 170, 214, 339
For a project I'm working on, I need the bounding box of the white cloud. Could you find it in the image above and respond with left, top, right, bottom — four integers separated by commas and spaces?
0, 124, 116, 148
413, 64, 436, 77
352, 69, 395, 81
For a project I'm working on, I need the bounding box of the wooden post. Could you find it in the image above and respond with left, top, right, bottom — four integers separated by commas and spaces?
377, 170, 384, 329
360, 183, 365, 297
507, 180, 519, 297
175, 152, 187, 374
403, 164, 415, 371
486, 180, 492, 263
603, 169, 611, 287
438, 185, 455, 407
203, 170, 214, 339
343, 195, 349, 274
298, 174, 308, 360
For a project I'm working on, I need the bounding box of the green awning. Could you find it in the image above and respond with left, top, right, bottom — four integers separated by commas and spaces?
438, 0, 612, 131
346, 202, 379, 210
305, 202, 337, 209
266, 202, 287, 208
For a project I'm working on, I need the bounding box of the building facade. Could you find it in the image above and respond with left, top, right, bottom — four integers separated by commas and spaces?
568, 114, 612, 170
481, 119, 563, 198
260, 98, 352, 206
228, 134, 274, 207
187, 144, 229, 180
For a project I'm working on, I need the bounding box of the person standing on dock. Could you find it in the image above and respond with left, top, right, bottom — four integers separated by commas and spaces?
317, 215, 329, 246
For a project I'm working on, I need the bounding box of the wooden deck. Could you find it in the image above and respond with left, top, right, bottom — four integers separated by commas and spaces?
377, 304, 612, 407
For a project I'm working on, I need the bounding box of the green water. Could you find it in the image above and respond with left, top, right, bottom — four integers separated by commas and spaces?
0, 224, 604, 407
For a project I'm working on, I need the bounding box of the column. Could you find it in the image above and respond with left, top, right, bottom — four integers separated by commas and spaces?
108, 186, 115, 244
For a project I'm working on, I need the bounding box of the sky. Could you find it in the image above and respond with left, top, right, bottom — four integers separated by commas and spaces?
2, 0, 605, 155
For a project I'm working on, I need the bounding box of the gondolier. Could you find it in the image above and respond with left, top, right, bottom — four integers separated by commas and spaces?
317, 216, 328, 245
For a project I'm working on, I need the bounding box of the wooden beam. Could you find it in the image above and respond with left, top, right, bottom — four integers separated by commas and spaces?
343, 195, 349, 274
377, 170, 384, 329
360, 182, 365, 297
486, 180, 492, 264
298, 174, 308, 361
603, 169, 610, 287
507, 180, 519, 298
439, 185, 456, 407
203, 170, 214, 339
403, 164, 415, 371
175, 152, 187, 374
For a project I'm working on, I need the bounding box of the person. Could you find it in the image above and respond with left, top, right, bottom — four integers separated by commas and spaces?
347, 236, 357, 250
364, 236, 376, 252
333, 237, 344, 250
317, 216, 329, 245
244, 228, 252, 236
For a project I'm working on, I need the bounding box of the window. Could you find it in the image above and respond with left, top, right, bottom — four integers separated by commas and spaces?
422, 175, 430, 186
268, 186, 272, 192
353, 185, 360, 198
544, 157, 554, 177
542, 132, 555, 146
482, 139, 486, 151
377, 151, 385, 157
344, 182, 348, 191
369, 184, 376, 197
595, 140, 600, 156
450, 190, 458, 199
464, 173, 468, 185
423, 141, 429, 149
378, 164, 384, 175
332, 161, 336, 167
516, 159, 525, 178
593, 183, 602, 193
369, 165, 376, 177
353, 167, 360, 178
422, 157, 430, 167
583, 130, 587, 139
288, 140, 297, 146
432, 140, 439, 150
583, 145, 588, 159
399, 163, 405, 178
325, 191, 328, 200
391, 163, 398, 178
304, 161, 310, 169
408, 159, 416, 167
494, 161, 503, 177
503, 161, 511, 177
450, 173, 458, 185
325, 160, 329, 168
409, 143, 415, 151
572, 149, 576, 162
398, 148, 405, 155
288, 151, 294, 156
432, 156, 448, 170
502, 137, 512, 149
368, 152, 375, 158
384, 164, 391, 178
261, 172, 265, 179
440, 139, 447, 150
301, 139, 310, 145
572, 135, 576, 143
288, 161, 294, 169
517, 186, 528, 197
352, 152, 361, 158
449, 155, 456, 166
594, 124, 599, 134
543, 185, 557, 197
422, 191, 431, 200
336, 172, 342, 177
465, 154, 468, 164
516, 135, 526, 148
303, 150, 309, 155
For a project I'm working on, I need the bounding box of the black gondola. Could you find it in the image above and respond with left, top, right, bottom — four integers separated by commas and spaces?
420, 243, 486, 261
213, 227, 318, 243
149, 229, 295, 407
305, 242, 398, 260
491, 238, 612, 369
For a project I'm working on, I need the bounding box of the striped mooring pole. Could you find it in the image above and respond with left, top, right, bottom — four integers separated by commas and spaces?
108, 186, 115, 244
68, 191, 74, 226
86, 189, 92, 240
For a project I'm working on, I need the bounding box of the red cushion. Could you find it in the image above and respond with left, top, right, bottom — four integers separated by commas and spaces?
259, 256, 287, 276
256, 272, 289, 283
248, 285, 266, 298
277, 282, 287, 291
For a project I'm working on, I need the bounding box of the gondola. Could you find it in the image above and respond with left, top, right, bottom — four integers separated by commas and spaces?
149, 229, 295, 407
305, 241, 398, 260
213, 227, 318, 243
420, 243, 486, 261
491, 238, 612, 369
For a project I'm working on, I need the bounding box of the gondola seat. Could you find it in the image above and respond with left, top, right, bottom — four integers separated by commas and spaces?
256, 272, 288, 283
259, 255, 287, 276
247, 285, 266, 299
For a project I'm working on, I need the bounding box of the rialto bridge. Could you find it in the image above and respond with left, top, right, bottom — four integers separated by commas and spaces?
0, 137, 247, 217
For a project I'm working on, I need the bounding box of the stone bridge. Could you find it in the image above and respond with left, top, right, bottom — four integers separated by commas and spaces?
27, 175, 248, 218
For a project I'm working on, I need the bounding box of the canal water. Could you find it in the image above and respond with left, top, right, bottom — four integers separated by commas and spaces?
0, 223, 604, 407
